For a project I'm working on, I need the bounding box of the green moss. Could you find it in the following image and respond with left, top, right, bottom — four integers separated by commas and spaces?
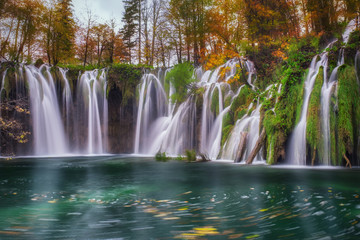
262, 65, 306, 164
165, 62, 195, 104
220, 85, 256, 150
221, 112, 235, 146
337, 65, 360, 164
330, 94, 338, 166
224, 94, 232, 108
230, 85, 255, 122
107, 64, 143, 106
210, 87, 220, 115
306, 67, 323, 163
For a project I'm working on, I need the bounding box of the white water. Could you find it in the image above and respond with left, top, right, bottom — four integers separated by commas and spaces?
13, 65, 109, 156
58, 68, 73, 139
288, 54, 328, 165
135, 59, 247, 159
319, 19, 357, 165
26, 65, 68, 155
0, 69, 7, 109
77, 70, 108, 154
134, 72, 196, 155
221, 102, 264, 163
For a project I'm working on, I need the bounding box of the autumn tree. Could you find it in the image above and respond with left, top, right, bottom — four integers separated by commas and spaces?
0, 0, 44, 62
244, 0, 299, 44
43, 0, 76, 65
207, 0, 247, 54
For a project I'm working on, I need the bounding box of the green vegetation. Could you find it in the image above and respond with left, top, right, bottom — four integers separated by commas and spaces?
336, 65, 360, 165
210, 87, 220, 115
155, 152, 170, 162
306, 67, 324, 164
221, 85, 255, 146
185, 149, 197, 162
107, 64, 149, 106
165, 62, 195, 104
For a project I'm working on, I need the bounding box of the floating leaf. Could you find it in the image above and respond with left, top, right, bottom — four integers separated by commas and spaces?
163, 217, 180, 220
177, 207, 188, 211
246, 234, 260, 239
229, 233, 244, 239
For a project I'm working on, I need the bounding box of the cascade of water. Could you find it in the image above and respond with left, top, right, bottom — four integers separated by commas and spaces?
58, 68, 73, 140
201, 84, 226, 159
25, 65, 68, 155
319, 20, 357, 165
134, 73, 168, 154
288, 53, 328, 165
342, 18, 357, 44
77, 70, 108, 154
221, 103, 263, 162
244, 60, 256, 89
198, 60, 241, 159
0, 69, 7, 154
0, 69, 7, 104
135, 59, 241, 158
134, 72, 197, 155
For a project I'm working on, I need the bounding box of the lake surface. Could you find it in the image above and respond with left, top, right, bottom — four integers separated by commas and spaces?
0, 156, 359, 239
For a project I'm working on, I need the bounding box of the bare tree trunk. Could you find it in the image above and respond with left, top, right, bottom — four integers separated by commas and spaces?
344, 154, 352, 168
311, 147, 316, 166
138, 0, 142, 64
235, 132, 248, 163
246, 128, 266, 164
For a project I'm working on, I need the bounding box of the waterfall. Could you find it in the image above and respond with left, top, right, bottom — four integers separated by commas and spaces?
76, 70, 108, 154
26, 65, 68, 155
287, 54, 328, 165
244, 60, 256, 89
221, 103, 264, 163
134, 73, 167, 154
135, 59, 242, 159
134, 72, 197, 155
319, 19, 357, 165
0, 69, 7, 153
0, 69, 7, 108
58, 68, 73, 141
342, 18, 357, 44
12, 65, 109, 156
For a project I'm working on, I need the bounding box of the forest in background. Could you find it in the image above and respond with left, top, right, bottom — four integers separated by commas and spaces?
0, 0, 359, 68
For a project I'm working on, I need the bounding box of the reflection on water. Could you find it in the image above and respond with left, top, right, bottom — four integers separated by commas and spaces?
0, 156, 359, 239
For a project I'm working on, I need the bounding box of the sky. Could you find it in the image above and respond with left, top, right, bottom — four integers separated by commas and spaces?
72, 0, 124, 30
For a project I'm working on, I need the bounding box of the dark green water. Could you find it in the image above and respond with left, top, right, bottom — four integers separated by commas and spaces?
0, 156, 359, 239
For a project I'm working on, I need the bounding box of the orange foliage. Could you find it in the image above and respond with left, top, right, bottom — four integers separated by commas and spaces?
202, 49, 239, 71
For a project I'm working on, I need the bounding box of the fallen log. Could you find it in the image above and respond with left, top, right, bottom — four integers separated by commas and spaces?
246, 128, 266, 165
343, 154, 352, 168
235, 132, 248, 163
311, 147, 316, 166
199, 153, 210, 162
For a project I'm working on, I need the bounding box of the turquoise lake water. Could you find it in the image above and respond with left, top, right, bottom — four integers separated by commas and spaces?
0, 156, 359, 239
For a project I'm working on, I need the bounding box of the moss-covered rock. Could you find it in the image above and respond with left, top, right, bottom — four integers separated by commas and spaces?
306, 67, 323, 164
263, 67, 306, 164
210, 87, 220, 115
337, 64, 360, 165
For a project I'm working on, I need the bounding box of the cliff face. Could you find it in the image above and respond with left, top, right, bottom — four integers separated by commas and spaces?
107, 86, 137, 153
